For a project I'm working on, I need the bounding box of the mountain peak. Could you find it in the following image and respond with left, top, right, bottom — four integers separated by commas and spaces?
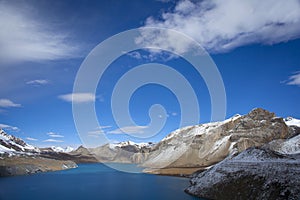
247, 108, 275, 120
0, 129, 39, 154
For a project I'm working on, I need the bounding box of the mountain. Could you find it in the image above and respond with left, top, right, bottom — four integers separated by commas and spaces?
0, 129, 39, 154
184, 113, 300, 199
0, 129, 77, 176
1, 107, 299, 178
142, 108, 296, 175
69, 141, 154, 163
185, 146, 300, 200
40, 146, 74, 153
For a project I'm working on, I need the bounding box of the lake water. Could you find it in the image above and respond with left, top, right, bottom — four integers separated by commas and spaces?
0, 163, 202, 200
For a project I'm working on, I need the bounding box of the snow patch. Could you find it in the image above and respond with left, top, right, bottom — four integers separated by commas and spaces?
51, 146, 74, 153
284, 117, 300, 127
277, 134, 300, 154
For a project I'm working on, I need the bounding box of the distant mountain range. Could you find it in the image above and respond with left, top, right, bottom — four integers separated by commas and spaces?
40, 146, 74, 153
1, 108, 300, 199
1, 108, 300, 171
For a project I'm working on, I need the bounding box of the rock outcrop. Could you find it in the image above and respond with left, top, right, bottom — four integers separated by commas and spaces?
185, 147, 300, 200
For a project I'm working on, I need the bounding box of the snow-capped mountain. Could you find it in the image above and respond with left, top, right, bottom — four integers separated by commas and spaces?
0, 129, 39, 154
284, 117, 300, 127
50, 146, 74, 153
109, 141, 154, 149
142, 108, 294, 172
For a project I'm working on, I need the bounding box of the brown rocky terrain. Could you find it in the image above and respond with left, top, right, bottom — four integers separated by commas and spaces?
0, 155, 77, 177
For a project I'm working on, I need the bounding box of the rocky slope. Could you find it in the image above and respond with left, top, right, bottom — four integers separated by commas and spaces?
185, 146, 300, 200
0, 155, 77, 176
142, 108, 295, 175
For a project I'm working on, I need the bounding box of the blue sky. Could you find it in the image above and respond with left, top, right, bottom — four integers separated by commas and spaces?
0, 0, 299, 148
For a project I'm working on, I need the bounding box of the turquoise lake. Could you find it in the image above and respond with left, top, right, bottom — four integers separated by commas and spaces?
0, 163, 202, 200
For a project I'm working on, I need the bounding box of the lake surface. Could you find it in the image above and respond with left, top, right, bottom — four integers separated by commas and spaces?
0, 163, 202, 200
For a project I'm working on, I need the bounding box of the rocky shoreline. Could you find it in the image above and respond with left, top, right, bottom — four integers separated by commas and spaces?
143, 167, 205, 177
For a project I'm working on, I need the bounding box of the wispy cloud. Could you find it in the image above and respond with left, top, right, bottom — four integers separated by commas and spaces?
0, 99, 21, 108
43, 139, 64, 143
26, 137, 38, 141
108, 126, 148, 134
58, 93, 95, 103
171, 112, 177, 116
87, 130, 104, 138
26, 79, 49, 85
87, 126, 112, 137
139, 0, 300, 54
127, 51, 142, 59
97, 125, 112, 129
127, 50, 176, 62
285, 72, 300, 87
0, 123, 19, 131
0, 2, 80, 63
47, 132, 64, 138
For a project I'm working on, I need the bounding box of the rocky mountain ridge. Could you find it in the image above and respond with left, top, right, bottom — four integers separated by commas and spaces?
0, 130, 79, 176
0, 129, 39, 154
141, 108, 298, 175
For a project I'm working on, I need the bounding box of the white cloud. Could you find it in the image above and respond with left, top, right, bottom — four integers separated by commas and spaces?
97, 94, 105, 102
43, 139, 64, 143
0, 99, 21, 108
139, 0, 300, 53
0, 3, 80, 63
88, 126, 112, 137
171, 112, 178, 116
46, 132, 64, 138
97, 125, 112, 129
108, 126, 148, 134
127, 50, 176, 62
58, 93, 95, 103
0, 123, 19, 131
88, 130, 104, 134
286, 72, 300, 86
127, 51, 142, 59
87, 130, 104, 138
26, 79, 49, 85
26, 137, 38, 141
